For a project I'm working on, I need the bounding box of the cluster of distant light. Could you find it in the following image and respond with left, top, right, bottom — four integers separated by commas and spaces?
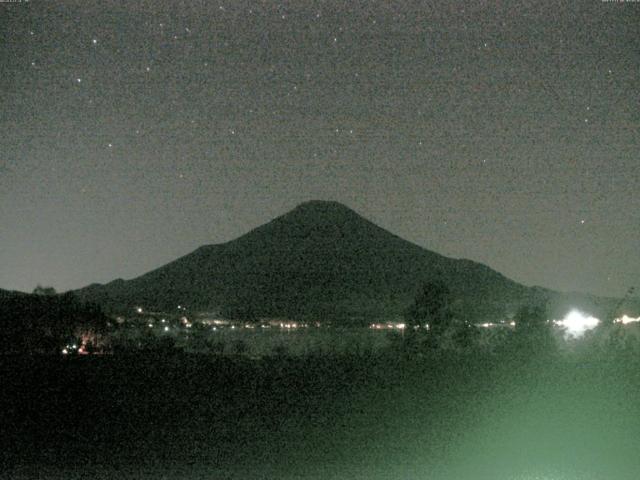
134, 305, 327, 332
474, 311, 639, 340
554, 310, 601, 338
615, 314, 640, 325
61, 342, 90, 355
369, 322, 406, 330
61, 343, 78, 355
554, 310, 640, 338
133, 305, 639, 339
478, 321, 516, 328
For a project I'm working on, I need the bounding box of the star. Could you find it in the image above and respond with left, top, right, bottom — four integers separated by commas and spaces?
92, 39, 97, 45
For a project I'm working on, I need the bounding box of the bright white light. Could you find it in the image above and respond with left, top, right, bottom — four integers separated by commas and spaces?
556, 310, 600, 338
135, 306, 143, 314
164, 326, 169, 332
62, 348, 68, 355
616, 315, 640, 325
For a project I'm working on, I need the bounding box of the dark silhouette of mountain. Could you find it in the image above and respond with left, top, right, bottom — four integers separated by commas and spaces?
73, 201, 627, 322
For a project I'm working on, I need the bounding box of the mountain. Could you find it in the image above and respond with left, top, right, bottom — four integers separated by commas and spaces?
74, 201, 627, 322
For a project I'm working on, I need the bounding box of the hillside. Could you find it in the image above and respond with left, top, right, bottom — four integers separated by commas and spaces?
0, 289, 109, 353
74, 201, 626, 322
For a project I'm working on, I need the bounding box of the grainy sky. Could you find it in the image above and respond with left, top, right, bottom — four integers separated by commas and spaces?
1, 0, 638, 297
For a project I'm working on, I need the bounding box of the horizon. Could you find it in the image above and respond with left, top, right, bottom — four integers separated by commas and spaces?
1, 1, 638, 298
1, 199, 635, 301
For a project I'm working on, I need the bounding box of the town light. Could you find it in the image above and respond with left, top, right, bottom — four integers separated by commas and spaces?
556, 310, 600, 338
616, 315, 640, 325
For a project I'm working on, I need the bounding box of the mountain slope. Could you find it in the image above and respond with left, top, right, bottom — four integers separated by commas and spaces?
73, 201, 621, 321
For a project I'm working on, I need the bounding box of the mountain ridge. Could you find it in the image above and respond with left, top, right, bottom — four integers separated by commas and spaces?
74, 201, 629, 321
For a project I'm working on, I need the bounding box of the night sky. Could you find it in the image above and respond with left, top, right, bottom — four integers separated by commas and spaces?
1, 1, 638, 298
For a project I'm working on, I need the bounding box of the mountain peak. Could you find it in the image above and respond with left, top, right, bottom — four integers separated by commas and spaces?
291, 200, 355, 215
295, 199, 348, 208
233, 200, 373, 247
265, 200, 376, 235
